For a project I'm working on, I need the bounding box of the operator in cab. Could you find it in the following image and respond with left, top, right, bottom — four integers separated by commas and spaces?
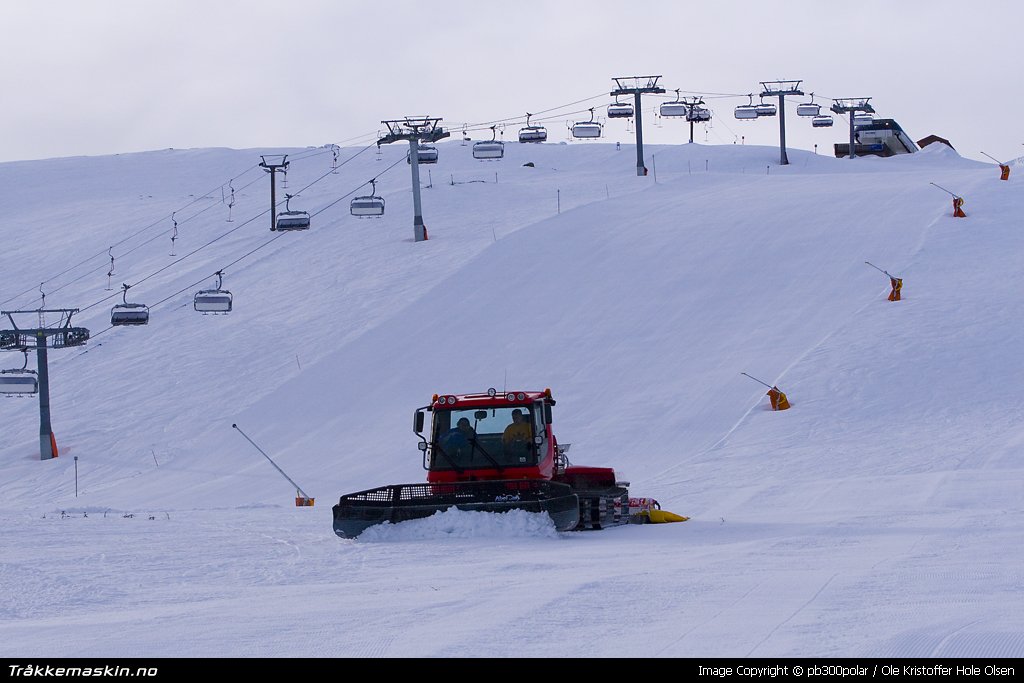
501, 409, 532, 450
440, 417, 476, 460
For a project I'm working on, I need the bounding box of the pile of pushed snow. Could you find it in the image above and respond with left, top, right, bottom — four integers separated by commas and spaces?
356, 507, 561, 542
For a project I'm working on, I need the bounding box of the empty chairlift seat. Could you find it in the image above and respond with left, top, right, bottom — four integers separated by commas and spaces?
734, 105, 759, 120
755, 102, 777, 117
194, 290, 232, 313
351, 180, 385, 217
473, 126, 504, 160
607, 102, 634, 118
350, 195, 385, 217
275, 210, 310, 231
518, 114, 547, 143
0, 371, 38, 395
194, 271, 231, 313
110, 283, 148, 326
111, 303, 149, 326
407, 145, 438, 164
687, 106, 711, 122
659, 101, 688, 117
797, 102, 821, 117
518, 126, 547, 143
571, 121, 602, 138
571, 109, 602, 139
472, 140, 505, 160
0, 351, 37, 396
275, 194, 310, 231
660, 89, 688, 118
812, 115, 834, 128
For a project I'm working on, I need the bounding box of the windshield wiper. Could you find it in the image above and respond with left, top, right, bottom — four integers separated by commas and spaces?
468, 437, 504, 472
431, 442, 464, 473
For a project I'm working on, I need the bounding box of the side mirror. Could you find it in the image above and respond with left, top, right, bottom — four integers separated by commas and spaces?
474, 410, 488, 421
544, 404, 553, 425
417, 441, 428, 452
413, 410, 425, 434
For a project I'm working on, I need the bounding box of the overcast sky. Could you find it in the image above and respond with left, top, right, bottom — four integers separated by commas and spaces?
4, 0, 1021, 164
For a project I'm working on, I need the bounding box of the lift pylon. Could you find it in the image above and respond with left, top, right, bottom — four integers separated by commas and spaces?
378, 118, 450, 242
611, 76, 665, 177
1, 309, 90, 460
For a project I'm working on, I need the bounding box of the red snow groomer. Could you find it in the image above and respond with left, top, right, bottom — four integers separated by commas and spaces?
332, 388, 686, 538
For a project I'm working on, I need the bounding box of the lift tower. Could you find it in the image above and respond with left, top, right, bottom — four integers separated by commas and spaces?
830, 98, 875, 160
378, 117, 450, 242
760, 80, 804, 165
260, 155, 289, 231
682, 96, 709, 144
611, 76, 666, 177
1, 309, 90, 460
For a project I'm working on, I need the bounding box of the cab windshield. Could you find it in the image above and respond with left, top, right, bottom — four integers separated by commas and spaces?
431, 406, 537, 470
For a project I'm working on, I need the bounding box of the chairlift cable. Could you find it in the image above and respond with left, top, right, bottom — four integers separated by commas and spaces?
37, 174, 266, 303
21, 137, 394, 341
285, 142, 376, 201
464, 104, 606, 134
456, 92, 610, 132
0, 138, 370, 309
0, 162, 264, 308
312, 154, 405, 218
76, 143, 384, 315
148, 233, 288, 310
75, 205, 271, 315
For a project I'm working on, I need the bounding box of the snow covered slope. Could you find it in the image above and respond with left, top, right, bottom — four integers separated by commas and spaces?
2, 140, 1021, 658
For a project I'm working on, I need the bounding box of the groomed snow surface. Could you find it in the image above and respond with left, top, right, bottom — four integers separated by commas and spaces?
1, 140, 1023, 658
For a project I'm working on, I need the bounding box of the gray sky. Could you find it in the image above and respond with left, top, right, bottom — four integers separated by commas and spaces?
4, 0, 1021, 163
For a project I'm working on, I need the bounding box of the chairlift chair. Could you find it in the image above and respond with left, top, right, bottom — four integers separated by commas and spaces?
111, 283, 150, 326
407, 145, 439, 164
755, 99, 777, 117
797, 103, 821, 117
660, 102, 688, 117
734, 94, 759, 120
570, 108, 603, 139
854, 114, 875, 126
607, 98, 634, 119
350, 179, 386, 217
660, 90, 688, 117
812, 115, 834, 128
0, 349, 38, 396
519, 126, 547, 143
275, 194, 311, 231
797, 93, 821, 117
687, 106, 712, 122
518, 113, 547, 143
194, 270, 233, 314
472, 126, 505, 160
